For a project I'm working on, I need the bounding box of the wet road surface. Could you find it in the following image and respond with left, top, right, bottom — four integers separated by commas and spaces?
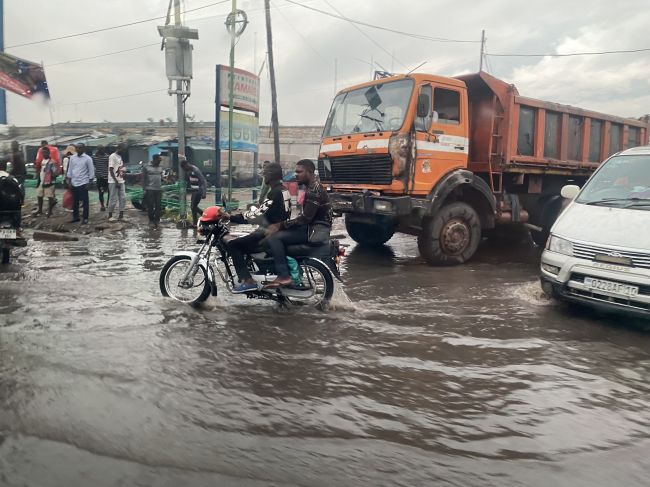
1, 226, 650, 486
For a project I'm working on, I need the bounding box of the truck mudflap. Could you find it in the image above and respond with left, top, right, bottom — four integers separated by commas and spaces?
330, 192, 426, 217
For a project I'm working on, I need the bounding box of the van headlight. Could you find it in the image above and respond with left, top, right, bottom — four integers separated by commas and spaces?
547, 235, 573, 256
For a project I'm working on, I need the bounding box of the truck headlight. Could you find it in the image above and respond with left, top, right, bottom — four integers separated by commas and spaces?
547, 235, 573, 256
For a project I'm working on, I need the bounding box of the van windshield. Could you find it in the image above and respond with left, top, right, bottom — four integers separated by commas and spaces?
323, 78, 414, 137
576, 155, 650, 209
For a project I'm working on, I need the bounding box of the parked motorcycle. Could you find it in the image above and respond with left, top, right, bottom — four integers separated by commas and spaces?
159, 206, 344, 309
0, 172, 27, 264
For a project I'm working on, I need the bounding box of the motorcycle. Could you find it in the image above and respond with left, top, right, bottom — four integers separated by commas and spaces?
159, 207, 344, 309
0, 172, 27, 264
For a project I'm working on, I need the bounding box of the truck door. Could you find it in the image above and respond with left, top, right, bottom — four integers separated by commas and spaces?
412, 83, 469, 194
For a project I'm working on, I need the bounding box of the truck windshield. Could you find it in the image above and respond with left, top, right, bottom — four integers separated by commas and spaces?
323, 78, 414, 137
576, 155, 650, 208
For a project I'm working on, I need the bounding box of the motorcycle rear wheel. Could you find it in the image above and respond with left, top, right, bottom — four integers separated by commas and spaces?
159, 255, 211, 306
282, 258, 334, 309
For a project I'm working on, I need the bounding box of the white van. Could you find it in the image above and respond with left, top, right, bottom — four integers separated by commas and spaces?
540, 146, 650, 317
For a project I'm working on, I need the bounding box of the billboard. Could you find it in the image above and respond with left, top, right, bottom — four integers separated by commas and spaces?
217, 65, 259, 113
218, 111, 259, 152
0, 52, 50, 99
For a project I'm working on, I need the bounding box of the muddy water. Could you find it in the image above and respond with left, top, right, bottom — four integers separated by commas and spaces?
1, 227, 650, 486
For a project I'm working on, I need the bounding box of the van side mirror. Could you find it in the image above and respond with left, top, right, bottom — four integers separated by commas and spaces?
416, 94, 430, 118
561, 184, 580, 199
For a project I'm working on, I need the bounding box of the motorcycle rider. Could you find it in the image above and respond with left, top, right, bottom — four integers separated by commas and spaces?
224, 161, 291, 293
264, 159, 332, 288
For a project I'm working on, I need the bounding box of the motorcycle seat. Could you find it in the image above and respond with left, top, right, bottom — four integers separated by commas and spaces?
285, 242, 328, 258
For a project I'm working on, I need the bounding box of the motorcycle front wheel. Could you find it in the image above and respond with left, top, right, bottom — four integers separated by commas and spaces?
159, 255, 211, 306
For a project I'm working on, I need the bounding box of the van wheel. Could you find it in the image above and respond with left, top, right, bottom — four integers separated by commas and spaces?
345, 214, 395, 247
418, 202, 481, 265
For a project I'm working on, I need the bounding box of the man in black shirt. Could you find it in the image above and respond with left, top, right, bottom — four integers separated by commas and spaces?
9, 141, 26, 199
264, 159, 332, 288
225, 162, 291, 293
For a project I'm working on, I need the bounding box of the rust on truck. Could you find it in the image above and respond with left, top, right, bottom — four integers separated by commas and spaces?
319, 71, 650, 264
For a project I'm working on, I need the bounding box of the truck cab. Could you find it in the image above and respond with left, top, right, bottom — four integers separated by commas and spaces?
320, 73, 494, 264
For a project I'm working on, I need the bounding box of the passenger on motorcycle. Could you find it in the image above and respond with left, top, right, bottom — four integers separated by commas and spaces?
264, 159, 332, 288
221, 162, 291, 293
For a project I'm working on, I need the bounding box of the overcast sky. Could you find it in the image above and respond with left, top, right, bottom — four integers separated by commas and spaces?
5, 0, 650, 127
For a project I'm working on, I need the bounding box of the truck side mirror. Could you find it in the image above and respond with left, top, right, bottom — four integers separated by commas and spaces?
561, 184, 580, 199
417, 94, 430, 118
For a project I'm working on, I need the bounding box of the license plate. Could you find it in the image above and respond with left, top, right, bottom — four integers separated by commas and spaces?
584, 277, 639, 297
0, 229, 16, 239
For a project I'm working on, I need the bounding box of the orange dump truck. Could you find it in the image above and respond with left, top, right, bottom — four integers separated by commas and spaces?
319, 71, 649, 264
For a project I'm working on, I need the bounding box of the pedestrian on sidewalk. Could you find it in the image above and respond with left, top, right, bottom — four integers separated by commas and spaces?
107, 144, 127, 222
35, 140, 61, 167
61, 145, 76, 183
65, 143, 94, 224
257, 160, 271, 205
33, 147, 61, 217
142, 153, 163, 228
9, 140, 26, 199
93, 145, 110, 211
180, 157, 206, 227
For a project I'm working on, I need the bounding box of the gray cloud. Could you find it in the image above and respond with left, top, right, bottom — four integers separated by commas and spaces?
5, 0, 650, 127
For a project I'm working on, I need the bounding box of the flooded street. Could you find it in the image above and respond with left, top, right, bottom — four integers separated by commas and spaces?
1, 226, 650, 487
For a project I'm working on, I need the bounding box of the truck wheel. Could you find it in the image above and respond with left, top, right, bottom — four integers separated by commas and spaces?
418, 202, 481, 265
345, 215, 395, 247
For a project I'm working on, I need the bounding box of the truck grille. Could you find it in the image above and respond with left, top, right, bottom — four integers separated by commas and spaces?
318, 154, 393, 185
572, 242, 650, 269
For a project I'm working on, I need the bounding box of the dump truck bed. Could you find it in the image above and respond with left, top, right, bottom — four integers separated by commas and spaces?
456, 72, 649, 177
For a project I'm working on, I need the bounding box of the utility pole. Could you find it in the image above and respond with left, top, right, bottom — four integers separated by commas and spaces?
479, 29, 486, 72
227, 0, 236, 202
159, 0, 198, 226
0, 0, 6, 125
174, 0, 187, 221
264, 0, 281, 166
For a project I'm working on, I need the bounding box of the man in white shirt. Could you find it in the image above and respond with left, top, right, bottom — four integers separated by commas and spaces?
107, 143, 127, 222
66, 143, 95, 224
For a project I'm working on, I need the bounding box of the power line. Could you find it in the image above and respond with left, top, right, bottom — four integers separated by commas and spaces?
47, 43, 160, 67
486, 47, 650, 57
6, 0, 230, 49
272, 0, 328, 63
37, 0, 322, 68
322, 0, 409, 70
284, 0, 480, 44
55, 89, 168, 107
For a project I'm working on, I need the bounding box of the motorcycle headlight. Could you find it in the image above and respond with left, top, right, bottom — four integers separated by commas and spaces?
547, 235, 573, 256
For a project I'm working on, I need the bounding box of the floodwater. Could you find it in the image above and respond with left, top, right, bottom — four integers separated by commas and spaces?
1, 224, 650, 487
